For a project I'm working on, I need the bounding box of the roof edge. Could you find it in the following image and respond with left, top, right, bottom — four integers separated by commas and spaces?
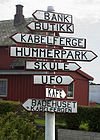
77, 69, 94, 81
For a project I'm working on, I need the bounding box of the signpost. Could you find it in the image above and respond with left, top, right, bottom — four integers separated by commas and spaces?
46, 87, 66, 98
9, 6, 97, 140
10, 46, 97, 62
25, 61, 81, 71
22, 99, 77, 113
10, 33, 86, 48
33, 75, 74, 85
27, 21, 74, 33
32, 10, 73, 24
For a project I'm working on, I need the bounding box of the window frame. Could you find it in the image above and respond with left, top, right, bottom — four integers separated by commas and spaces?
67, 82, 74, 99
0, 79, 8, 97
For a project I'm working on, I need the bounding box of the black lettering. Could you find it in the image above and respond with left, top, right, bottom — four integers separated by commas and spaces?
66, 38, 71, 46
60, 37, 65, 45
16, 47, 23, 56
42, 100, 46, 106
40, 49, 46, 57
66, 24, 73, 32
61, 50, 66, 58
44, 12, 50, 20
48, 88, 51, 97
64, 63, 69, 70
21, 34, 26, 42
57, 63, 62, 70
57, 14, 63, 22
75, 51, 80, 59
42, 76, 47, 84
54, 49, 60, 58
32, 48, 38, 57
34, 61, 40, 69
64, 15, 70, 22
50, 23, 55, 31
47, 49, 53, 58
56, 76, 62, 84
53, 37, 58, 45
72, 39, 77, 46
35, 22, 41, 30
32, 99, 36, 106
81, 51, 87, 60
24, 48, 30, 56
41, 62, 47, 70
66, 51, 74, 59
59, 24, 65, 31
37, 100, 41, 106
52, 101, 57, 107
51, 13, 57, 21
34, 35, 40, 43
49, 62, 55, 70
28, 35, 33, 43
50, 76, 55, 84
42, 23, 49, 30
41, 36, 46, 44
31, 106, 34, 111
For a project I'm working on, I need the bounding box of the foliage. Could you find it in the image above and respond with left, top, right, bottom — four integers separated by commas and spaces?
0, 111, 44, 140
0, 100, 20, 115
56, 106, 100, 132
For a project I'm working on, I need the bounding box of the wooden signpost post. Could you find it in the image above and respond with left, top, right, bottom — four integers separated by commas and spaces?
10, 6, 97, 140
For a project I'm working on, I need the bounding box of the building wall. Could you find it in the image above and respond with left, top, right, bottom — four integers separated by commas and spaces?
0, 47, 15, 69
0, 73, 89, 105
0, 74, 45, 103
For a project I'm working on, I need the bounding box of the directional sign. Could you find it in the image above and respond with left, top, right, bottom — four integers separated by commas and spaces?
32, 10, 72, 24
10, 46, 97, 62
46, 87, 66, 98
10, 33, 86, 48
26, 61, 81, 71
33, 75, 74, 85
22, 99, 77, 113
27, 21, 74, 33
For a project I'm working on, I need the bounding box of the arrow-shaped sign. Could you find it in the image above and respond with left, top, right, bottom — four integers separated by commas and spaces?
26, 61, 81, 71
27, 21, 74, 33
33, 75, 74, 85
46, 87, 66, 98
10, 46, 97, 62
32, 10, 72, 24
10, 33, 86, 48
22, 99, 77, 113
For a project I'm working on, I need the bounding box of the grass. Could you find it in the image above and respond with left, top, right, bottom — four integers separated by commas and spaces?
34, 118, 66, 127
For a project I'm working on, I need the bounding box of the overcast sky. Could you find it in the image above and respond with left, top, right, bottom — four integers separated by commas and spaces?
0, 0, 100, 83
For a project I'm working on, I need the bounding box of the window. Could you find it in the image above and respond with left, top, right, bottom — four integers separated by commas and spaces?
0, 79, 7, 97
67, 82, 74, 99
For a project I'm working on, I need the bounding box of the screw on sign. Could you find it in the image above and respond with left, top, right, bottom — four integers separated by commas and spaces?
22, 99, 77, 113
25, 61, 81, 71
10, 33, 86, 48
33, 75, 74, 85
10, 46, 97, 62
26, 21, 74, 33
46, 87, 66, 99
32, 10, 73, 24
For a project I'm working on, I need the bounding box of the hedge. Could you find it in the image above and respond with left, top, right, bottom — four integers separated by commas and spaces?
56, 105, 100, 132
0, 100, 20, 115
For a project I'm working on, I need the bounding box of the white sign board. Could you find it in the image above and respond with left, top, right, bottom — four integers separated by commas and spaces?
22, 99, 77, 113
32, 10, 72, 24
33, 75, 74, 85
26, 61, 80, 71
10, 46, 97, 62
10, 33, 86, 48
46, 87, 66, 98
27, 21, 74, 33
